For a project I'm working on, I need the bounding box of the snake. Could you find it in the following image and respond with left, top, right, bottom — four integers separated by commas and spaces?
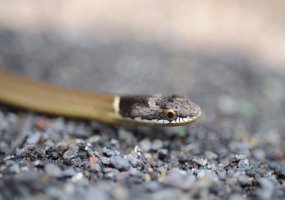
0, 70, 201, 126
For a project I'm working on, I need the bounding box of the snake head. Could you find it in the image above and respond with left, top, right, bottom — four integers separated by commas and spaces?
117, 95, 201, 126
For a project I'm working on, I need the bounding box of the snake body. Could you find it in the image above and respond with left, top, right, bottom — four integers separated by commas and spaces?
0, 70, 201, 126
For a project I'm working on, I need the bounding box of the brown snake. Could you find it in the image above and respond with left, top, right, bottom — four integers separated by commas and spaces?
0, 70, 201, 126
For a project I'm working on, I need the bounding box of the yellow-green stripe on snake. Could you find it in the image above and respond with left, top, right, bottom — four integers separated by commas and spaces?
0, 70, 201, 126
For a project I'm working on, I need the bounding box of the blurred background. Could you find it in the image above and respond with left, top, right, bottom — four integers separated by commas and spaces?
0, 0, 284, 136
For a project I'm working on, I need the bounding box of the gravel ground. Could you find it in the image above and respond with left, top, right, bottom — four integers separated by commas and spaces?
0, 30, 285, 200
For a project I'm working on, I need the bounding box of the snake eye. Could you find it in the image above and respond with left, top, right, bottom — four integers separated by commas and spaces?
163, 109, 177, 121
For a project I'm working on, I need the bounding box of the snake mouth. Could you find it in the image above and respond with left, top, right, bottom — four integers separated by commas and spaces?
128, 110, 202, 126
117, 95, 202, 126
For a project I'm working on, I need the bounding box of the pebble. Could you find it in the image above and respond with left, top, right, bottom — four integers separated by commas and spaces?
102, 148, 116, 157
104, 168, 120, 180
35, 118, 49, 131
216, 169, 227, 181
126, 155, 140, 167
101, 157, 111, 165
151, 188, 184, 200
238, 159, 250, 171
257, 178, 274, 200
45, 163, 62, 178
78, 150, 88, 158
144, 181, 162, 192
89, 163, 101, 172
62, 167, 77, 177
51, 152, 59, 160
71, 172, 84, 182
160, 171, 196, 190
157, 149, 168, 160
85, 187, 109, 200
113, 185, 129, 200
229, 194, 246, 200
89, 155, 100, 165
205, 151, 218, 160
192, 157, 208, 166
26, 131, 42, 145
275, 165, 285, 179
177, 154, 188, 164
0, 111, 8, 131
110, 139, 119, 147
63, 147, 79, 160
229, 142, 251, 156
8, 163, 20, 174
129, 167, 142, 177
232, 154, 247, 161
197, 169, 219, 182
220, 158, 230, 167
118, 129, 137, 144
253, 149, 266, 160
151, 139, 163, 150
139, 139, 152, 152
110, 156, 131, 171
238, 175, 251, 186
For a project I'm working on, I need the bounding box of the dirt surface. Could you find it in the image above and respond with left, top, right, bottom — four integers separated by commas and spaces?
0, 1, 285, 199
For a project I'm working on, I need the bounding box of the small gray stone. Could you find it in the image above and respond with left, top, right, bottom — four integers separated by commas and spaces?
238, 175, 251, 186
229, 194, 246, 200
104, 168, 120, 180
275, 165, 285, 178
139, 139, 152, 152
217, 169, 227, 181
161, 171, 196, 190
118, 128, 137, 144
45, 163, 62, 177
253, 149, 266, 160
144, 181, 162, 192
157, 149, 168, 160
85, 187, 109, 200
197, 169, 219, 182
101, 157, 111, 165
192, 157, 208, 166
26, 131, 42, 145
51, 152, 59, 159
102, 148, 116, 157
45, 186, 66, 200
233, 154, 247, 161
220, 158, 230, 167
151, 188, 185, 200
90, 163, 101, 172
178, 154, 189, 164
257, 178, 274, 200
129, 167, 142, 177
110, 156, 131, 171
62, 167, 77, 177
238, 159, 250, 171
230, 143, 251, 155
0, 112, 8, 131
151, 139, 163, 150
110, 139, 119, 147
63, 147, 78, 160
205, 151, 218, 160
8, 163, 20, 173
127, 155, 140, 167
